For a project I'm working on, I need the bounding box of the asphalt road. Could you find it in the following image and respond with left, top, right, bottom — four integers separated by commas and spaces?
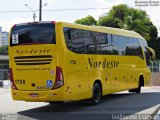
0, 87, 160, 120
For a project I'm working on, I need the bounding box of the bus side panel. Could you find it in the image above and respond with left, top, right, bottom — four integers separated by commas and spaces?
103, 70, 113, 94
119, 69, 128, 91
127, 70, 137, 89
140, 68, 151, 86
88, 70, 105, 96
78, 71, 90, 100
66, 72, 79, 100
64, 54, 91, 101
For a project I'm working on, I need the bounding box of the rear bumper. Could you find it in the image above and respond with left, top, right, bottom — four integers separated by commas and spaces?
11, 87, 66, 102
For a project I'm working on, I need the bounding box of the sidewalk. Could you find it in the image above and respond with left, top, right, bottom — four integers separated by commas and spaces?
118, 86, 160, 120
121, 104, 160, 120
0, 80, 10, 87
154, 108, 160, 120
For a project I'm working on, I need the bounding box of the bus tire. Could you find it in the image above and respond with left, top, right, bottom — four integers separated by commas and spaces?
129, 80, 142, 93
135, 80, 142, 93
91, 82, 102, 105
49, 101, 64, 105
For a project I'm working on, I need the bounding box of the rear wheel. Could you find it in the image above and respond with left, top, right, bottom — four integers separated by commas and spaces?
91, 83, 102, 105
135, 80, 142, 93
129, 80, 142, 93
49, 101, 64, 106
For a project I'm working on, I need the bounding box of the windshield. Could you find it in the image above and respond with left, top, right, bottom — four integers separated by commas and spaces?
10, 23, 56, 46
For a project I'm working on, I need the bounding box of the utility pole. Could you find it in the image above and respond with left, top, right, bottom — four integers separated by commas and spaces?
25, 4, 36, 22
39, 0, 42, 21
25, 1, 46, 22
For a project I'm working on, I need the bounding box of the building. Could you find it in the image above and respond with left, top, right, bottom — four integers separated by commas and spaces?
0, 55, 9, 80
0, 26, 9, 81
0, 26, 2, 32
0, 32, 9, 46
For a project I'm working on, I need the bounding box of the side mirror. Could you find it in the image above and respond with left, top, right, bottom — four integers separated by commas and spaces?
146, 47, 155, 60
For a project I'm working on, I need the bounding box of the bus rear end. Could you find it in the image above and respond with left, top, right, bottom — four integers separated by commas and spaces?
9, 22, 65, 102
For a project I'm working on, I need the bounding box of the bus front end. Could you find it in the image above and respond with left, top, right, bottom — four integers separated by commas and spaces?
9, 22, 65, 102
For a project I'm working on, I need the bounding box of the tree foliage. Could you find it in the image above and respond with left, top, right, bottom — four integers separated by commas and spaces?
75, 15, 97, 26
98, 4, 158, 41
148, 38, 160, 59
74, 4, 159, 58
75, 4, 158, 41
0, 46, 8, 55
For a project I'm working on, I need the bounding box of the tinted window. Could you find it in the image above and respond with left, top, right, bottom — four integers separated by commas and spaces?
132, 38, 143, 57
125, 37, 143, 57
64, 27, 144, 57
71, 29, 86, 54
11, 23, 56, 46
141, 39, 150, 64
106, 34, 113, 55
85, 31, 97, 54
141, 39, 148, 53
64, 28, 72, 51
112, 35, 126, 55
125, 37, 133, 55
64, 27, 96, 54
92, 32, 112, 55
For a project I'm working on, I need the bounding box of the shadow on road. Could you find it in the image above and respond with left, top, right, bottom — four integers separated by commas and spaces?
17, 92, 160, 120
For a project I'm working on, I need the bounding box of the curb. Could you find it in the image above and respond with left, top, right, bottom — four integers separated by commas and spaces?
153, 106, 160, 120
121, 104, 160, 120
0, 86, 10, 89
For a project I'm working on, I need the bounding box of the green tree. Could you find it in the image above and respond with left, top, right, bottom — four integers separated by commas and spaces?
148, 38, 160, 59
75, 15, 97, 26
97, 16, 121, 28
149, 24, 158, 39
97, 4, 129, 28
74, 4, 159, 58
0, 46, 8, 55
97, 4, 158, 41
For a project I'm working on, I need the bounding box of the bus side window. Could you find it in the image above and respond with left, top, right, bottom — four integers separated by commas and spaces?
112, 35, 126, 55
63, 27, 72, 51
140, 39, 150, 65
112, 35, 119, 55
70, 29, 85, 54
106, 34, 113, 55
85, 31, 97, 54
64, 27, 98, 54
92, 32, 108, 54
132, 38, 143, 59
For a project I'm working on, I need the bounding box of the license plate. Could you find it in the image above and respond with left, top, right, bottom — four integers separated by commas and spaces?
29, 93, 39, 97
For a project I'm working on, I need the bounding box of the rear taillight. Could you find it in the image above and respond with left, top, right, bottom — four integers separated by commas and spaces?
9, 68, 17, 90
51, 21, 56, 24
52, 66, 64, 89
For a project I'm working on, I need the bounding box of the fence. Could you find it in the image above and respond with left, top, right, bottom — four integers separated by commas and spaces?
150, 60, 160, 72
0, 69, 9, 80
0, 80, 10, 87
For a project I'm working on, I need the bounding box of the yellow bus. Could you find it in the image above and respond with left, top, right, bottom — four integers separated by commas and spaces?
9, 21, 154, 105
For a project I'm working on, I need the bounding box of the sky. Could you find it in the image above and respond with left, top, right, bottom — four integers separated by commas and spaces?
0, 0, 160, 36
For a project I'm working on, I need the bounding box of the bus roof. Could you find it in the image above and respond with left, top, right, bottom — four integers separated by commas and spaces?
12, 21, 144, 40
58, 22, 144, 40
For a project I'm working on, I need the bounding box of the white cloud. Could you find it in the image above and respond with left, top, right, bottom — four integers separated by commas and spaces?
44, 0, 61, 5
0, 0, 159, 36
0, 18, 32, 32
85, 0, 110, 20
86, 0, 160, 36
139, 6, 160, 36
86, 0, 132, 20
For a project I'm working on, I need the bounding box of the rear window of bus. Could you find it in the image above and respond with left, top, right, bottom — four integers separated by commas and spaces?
10, 23, 56, 46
